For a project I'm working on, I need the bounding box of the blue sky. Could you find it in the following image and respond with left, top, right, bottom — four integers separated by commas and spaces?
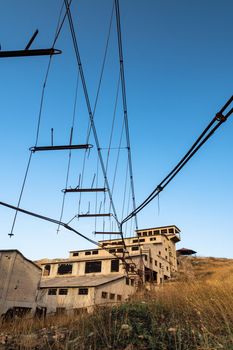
0, 0, 233, 260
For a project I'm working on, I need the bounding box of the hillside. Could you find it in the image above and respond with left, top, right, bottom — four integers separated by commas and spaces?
177, 255, 233, 281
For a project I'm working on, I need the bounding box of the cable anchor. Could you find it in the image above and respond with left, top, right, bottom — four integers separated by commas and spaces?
215, 112, 227, 122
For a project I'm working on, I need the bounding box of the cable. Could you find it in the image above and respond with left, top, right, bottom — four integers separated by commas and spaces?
114, 0, 138, 230
71, 0, 114, 222
1, 200, 136, 271
57, 73, 80, 232
9, 2, 70, 236
64, 0, 121, 232
122, 95, 233, 224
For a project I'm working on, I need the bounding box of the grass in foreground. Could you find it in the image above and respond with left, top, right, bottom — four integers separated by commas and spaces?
1, 257, 233, 349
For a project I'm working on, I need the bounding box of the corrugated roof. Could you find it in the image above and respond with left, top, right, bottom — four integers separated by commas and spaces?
40, 274, 124, 288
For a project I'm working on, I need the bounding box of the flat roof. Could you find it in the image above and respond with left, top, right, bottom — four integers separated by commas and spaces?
40, 274, 125, 288
136, 225, 180, 233
38, 254, 144, 265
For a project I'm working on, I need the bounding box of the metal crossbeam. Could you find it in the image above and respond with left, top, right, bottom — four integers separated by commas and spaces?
30, 144, 92, 152
63, 188, 107, 193
95, 231, 122, 235
78, 213, 112, 218
0, 48, 61, 58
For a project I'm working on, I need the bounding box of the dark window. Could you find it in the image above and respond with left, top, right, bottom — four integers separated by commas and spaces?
78, 288, 88, 295
165, 248, 168, 251
143, 232, 147, 236
153, 230, 159, 234
166, 266, 169, 271
161, 229, 167, 234
132, 239, 138, 243
43, 264, 51, 276
144, 255, 148, 261
109, 249, 116, 253
102, 291, 107, 299
148, 231, 152, 236
110, 293, 115, 300
92, 250, 98, 255
131, 246, 139, 251
59, 289, 68, 295
48, 288, 57, 295
72, 252, 79, 257
159, 263, 162, 268
150, 258, 153, 263
159, 251, 161, 255
165, 256, 168, 260
154, 260, 157, 266
111, 259, 119, 272
169, 228, 174, 233
139, 239, 145, 242
117, 295, 122, 301
57, 264, 72, 275
138, 232, 141, 236
117, 248, 123, 253
85, 261, 102, 273
85, 251, 91, 255
150, 237, 156, 241
126, 277, 130, 285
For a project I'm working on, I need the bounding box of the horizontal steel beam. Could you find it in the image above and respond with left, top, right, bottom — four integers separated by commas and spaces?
0, 48, 61, 58
78, 213, 112, 218
30, 144, 92, 152
95, 231, 122, 235
63, 188, 107, 193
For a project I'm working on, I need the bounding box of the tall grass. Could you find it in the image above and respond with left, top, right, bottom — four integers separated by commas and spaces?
1, 260, 233, 349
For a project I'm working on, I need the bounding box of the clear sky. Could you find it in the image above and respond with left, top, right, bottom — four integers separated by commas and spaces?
0, 0, 233, 260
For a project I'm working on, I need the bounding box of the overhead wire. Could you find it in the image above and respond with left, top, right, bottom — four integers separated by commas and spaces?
68, 0, 114, 223
9, 1, 71, 237
57, 72, 80, 232
114, 0, 138, 230
64, 0, 122, 234
122, 95, 233, 224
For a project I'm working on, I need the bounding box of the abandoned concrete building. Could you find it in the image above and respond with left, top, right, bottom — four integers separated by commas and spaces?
0, 250, 42, 318
37, 225, 180, 314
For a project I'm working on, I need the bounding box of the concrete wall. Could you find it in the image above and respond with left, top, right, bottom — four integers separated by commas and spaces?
41, 258, 125, 278
0, 251, 41, 316
37, 287, 96, 313
38, 277, 135, 314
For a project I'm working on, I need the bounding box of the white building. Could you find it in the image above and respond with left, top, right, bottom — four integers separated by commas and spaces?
0, 250, 42, 318
37, 225, 180, 314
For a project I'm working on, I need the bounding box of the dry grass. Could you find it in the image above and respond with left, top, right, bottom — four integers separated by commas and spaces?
1, 256, 233, 349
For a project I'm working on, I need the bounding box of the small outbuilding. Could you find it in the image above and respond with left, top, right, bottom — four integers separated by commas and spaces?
0, 250, 42, 318
177, 248, 197, 256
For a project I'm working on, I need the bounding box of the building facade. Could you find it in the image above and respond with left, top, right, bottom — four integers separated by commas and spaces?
0, 250, 42, 318
37, 225, 180, 314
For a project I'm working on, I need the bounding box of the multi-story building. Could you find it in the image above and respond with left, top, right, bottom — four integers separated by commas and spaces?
37, 225, 180, 314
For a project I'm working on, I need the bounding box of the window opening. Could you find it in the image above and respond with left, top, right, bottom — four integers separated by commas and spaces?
85, 261, 102, 273
43, 264, 51, 276
59, 289, 68, 295
57, 264, 73, 275
102, 291, 107, 299
48, 288, 57, 295
78, 288, 88, 295
111, 259, 119, 272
